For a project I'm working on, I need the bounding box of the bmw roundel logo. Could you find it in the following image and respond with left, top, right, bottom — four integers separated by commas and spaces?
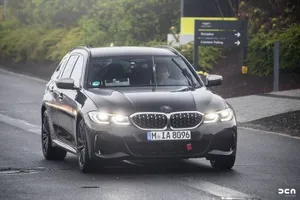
160, 105, 172, 113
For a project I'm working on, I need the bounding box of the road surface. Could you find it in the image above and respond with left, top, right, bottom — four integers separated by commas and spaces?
0, 69, 299, 200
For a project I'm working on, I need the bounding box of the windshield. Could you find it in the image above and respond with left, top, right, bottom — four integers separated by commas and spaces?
87, 56, 200, 88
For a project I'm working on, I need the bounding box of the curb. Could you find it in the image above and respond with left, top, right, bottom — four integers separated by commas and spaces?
239, 126, 300, 140
0, 68, 47, 83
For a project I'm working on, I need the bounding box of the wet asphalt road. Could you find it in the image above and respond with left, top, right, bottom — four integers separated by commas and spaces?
0, 69, 299, 200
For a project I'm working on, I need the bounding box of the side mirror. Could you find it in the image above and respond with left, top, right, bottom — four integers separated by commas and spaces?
205, 74, 223, 87
56, 78, 76, 90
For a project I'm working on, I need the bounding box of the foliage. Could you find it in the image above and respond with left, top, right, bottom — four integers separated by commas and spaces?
239, 0, 300, 75
0, 0, 222, 70
169, 27, 223, 72
173, 43, 223, 72
6, 0, 95, 27
0, 0, 184, 63
247, 24, 300, 76
46, 27, 84, 61
239, 0, 300, 34
0, 23, 83, 62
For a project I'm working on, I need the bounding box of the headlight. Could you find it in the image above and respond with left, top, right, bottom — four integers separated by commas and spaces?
112, 114, 130, 125
88, 111, 130, 125
88, 111, 111, 124
203, 108, 233, 123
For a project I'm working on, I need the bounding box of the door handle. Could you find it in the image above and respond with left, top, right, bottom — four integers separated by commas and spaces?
58, 93, 63, 100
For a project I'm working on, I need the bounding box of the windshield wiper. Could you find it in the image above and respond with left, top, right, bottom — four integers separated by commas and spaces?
171, 58, 197, 89
152, 56, 157, 91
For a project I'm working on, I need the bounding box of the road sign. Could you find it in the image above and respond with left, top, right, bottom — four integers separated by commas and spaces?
197, 30, 246, 47
193, 19, 248, 67
235, 32, 241, 37
195, 20, 244, 30
194, 20, 248, 48
197, 31, 242, 39
198, 39, 242, 48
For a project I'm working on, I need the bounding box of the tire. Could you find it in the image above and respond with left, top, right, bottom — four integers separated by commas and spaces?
210, 155, 236, 170
41, 111, 67, 160
77, 119, 96, 173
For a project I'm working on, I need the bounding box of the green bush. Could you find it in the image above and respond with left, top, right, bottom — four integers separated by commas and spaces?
0, 26, 44, 62
47, 27, 85, 60
0, 25, 86, 62
143, 40, 223, 72
0, 0, 221, 68
174, 43, 223, 72
247, 24, 300, 75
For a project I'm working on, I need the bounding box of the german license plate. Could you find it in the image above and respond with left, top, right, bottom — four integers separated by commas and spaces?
147, 131, 191, 141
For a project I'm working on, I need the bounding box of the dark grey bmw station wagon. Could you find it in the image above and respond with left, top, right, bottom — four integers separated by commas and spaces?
41, 46, 237, 173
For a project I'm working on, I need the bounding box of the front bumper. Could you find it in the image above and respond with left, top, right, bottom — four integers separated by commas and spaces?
83, 114, 237, 160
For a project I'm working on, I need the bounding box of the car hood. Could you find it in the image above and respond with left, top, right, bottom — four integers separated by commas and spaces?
84, 87, 227, 114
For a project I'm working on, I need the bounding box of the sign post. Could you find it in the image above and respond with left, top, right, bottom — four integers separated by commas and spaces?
273, 41, 280, 92
193, 19, 248, 69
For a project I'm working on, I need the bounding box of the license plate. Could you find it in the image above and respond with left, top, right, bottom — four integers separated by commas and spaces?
147, 131, 191, 141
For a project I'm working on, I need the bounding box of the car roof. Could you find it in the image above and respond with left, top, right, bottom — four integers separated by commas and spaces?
88, 46, 177, 57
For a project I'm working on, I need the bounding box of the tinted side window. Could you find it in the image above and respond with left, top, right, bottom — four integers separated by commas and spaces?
61, 55, 79, 78
70, 56, 84, 87
51, 56, 68, 80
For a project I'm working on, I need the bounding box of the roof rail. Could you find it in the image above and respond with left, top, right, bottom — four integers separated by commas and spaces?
69, 45, 92, 57
70, 45, 92, 51
154, 45, 180, 56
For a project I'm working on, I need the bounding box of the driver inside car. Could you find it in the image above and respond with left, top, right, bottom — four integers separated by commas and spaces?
156, 63, 183, 85
156, 63, 172, 84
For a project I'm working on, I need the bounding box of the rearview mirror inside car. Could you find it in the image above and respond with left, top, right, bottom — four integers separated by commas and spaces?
56, 78, 76, 90
205, 74, 223, 87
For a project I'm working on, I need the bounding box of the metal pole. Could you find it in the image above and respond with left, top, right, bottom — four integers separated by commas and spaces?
193, 34, 199, 70
273, 41, 280, 92
193, 39, 198, 68
4, 0, 7, 20
242, 19, 248, 67
180, 0, 184, 17
193, 20, 199, 69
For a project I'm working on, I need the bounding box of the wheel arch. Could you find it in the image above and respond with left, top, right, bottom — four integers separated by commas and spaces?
75, 112, 83, 145
75, 112, 94, 160
41, 104, 47, 124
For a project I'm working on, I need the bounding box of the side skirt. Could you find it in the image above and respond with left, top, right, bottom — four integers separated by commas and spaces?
52, 139, 77, 155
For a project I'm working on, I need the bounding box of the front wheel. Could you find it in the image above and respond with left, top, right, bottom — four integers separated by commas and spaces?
210, 155, 236, 170
77, 119, 97, 173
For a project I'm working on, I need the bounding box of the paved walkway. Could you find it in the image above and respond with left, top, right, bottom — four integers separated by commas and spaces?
226, 89, 300, 123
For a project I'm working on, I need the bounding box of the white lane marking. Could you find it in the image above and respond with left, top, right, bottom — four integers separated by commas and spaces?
239, 126, 300, 140
0, 68, 47, 83
0, 113, 41, 135
178, 178, 259, 200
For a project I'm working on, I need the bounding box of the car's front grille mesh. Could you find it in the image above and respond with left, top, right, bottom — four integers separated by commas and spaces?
131, 114, 167, 129
170, 113, 203, 129
131, 112, 203, 130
